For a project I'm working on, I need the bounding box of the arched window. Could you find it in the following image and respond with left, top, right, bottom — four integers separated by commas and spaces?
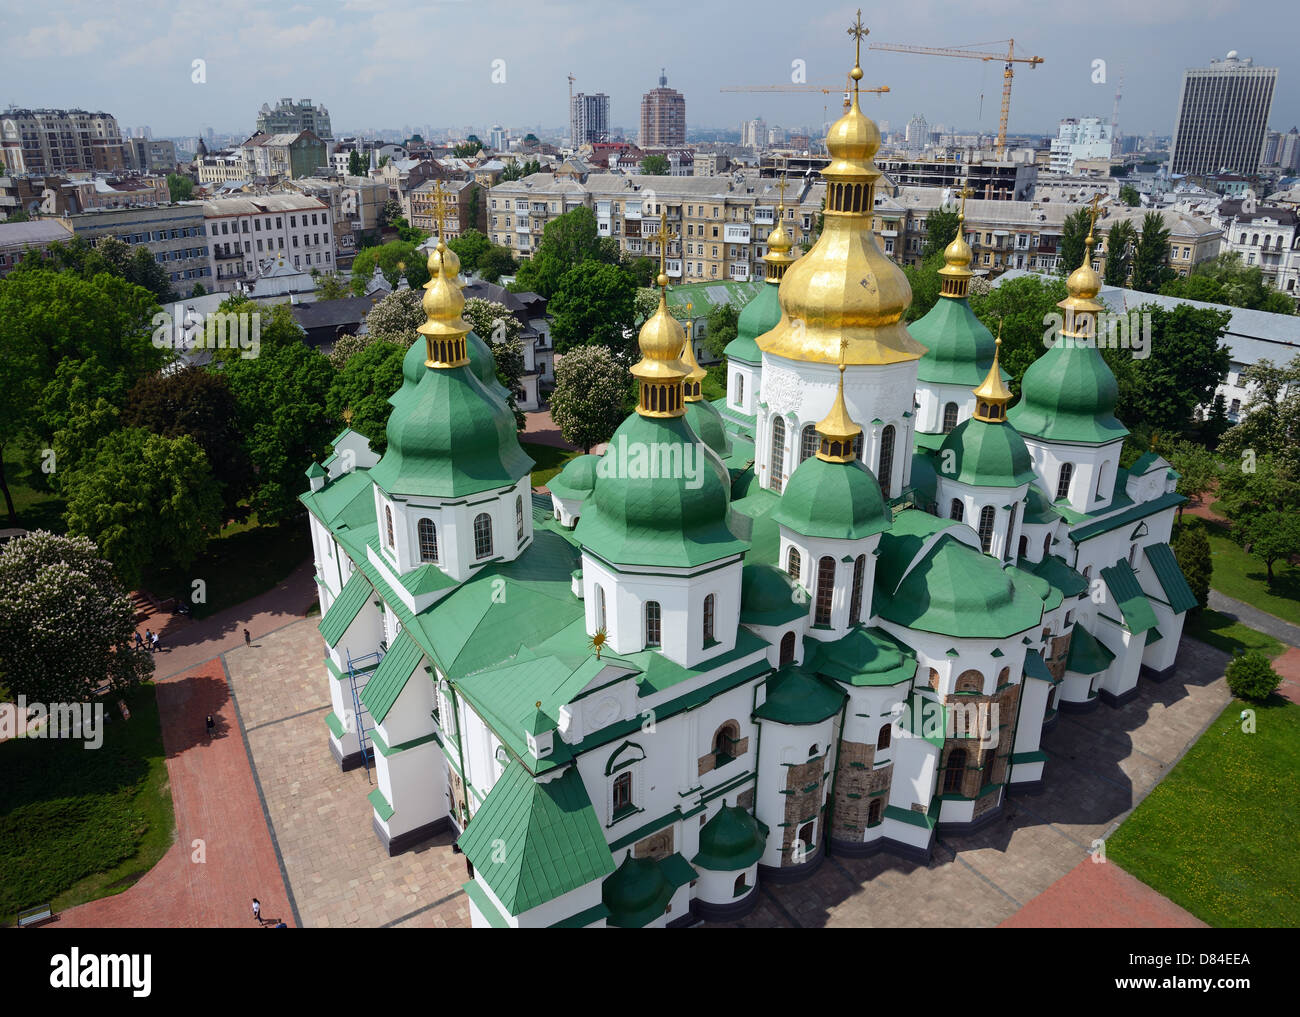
943, 748, 967, 794
977, 401, 989, 418
1018, 535, 1028, 559
982, 748, 998, 784
878, 424, 895, 498
849, 554, 867, 624
956, 669, 983, 694
928, 667, 940, 690
1056, 462, 1074, 501
977, 505, 996, 554
815, 556, 835, 626
515, 495, 524, 542
734, 873, 748, 896
997, 666, 1010, 686
1096, 462, 1109, 498
384, 505, 395, 549
734, 373, 744, 405
868, 799, 882, 825
779, 630, 796, 666
713, 721, 740, 763
645, 601, 661, 648
799, 424, 818, 463
942, 401, 959, 434
473, 512, 493, 559
769, 416, 786, 494
703, 593, 716, 644
1129, 543, 1138, 566
1043, 534, 1051, 558
612, 771, 633, 814
1003, 503, 1018, 562
786, 545, 801, 581
417, 518, 438, 563
950, 498, 964, 522
877, 724, 891, 751
596, 585, 607, 632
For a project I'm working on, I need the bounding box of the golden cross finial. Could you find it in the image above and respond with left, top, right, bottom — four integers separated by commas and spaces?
432, 180, 450, 244
650, 216, 676, 286
777, 173, 788, 210
958, 184, 973, 221
847, 10, 867, 101
1087, 191, 1101, 243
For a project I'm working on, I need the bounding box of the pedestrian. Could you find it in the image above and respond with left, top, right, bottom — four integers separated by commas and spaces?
151, 631, 160, 653
145, 629, 154, 652
135, 631, 145, 649
244, 628, 251, 647
252, 898, 262, 925
205, 714, 215, 738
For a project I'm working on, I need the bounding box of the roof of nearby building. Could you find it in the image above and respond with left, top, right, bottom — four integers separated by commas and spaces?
0, 219, 73, 246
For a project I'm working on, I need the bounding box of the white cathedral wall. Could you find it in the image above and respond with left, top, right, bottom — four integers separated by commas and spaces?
780, 529, 882, 642
756, 355, 918, 494
932, 478, 1029, 563
1022, 437, 1124, 516
1092, 616, 1143, 701
727, 358, 760, 417
753, 713, 838, 869
915, 381, 978, 436
874, 623, 1031, 702
1010, 677, 1051, 771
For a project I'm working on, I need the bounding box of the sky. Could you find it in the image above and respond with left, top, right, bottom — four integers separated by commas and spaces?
3, 0, 1296, 141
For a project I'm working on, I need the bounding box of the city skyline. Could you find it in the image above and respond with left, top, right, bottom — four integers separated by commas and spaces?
3, 0, 1297, 144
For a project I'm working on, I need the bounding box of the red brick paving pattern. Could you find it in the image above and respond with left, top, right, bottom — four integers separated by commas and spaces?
1272, 647, 1300, 705
55, 657, 294, 929
999, 857, 1205, 928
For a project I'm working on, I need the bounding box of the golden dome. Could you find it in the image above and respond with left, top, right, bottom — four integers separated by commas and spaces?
417, 241, 471, 366
825, 95, 881, 174
427, 241, 461, 282
937, 188, 974, 298
971, 329, 1012, 422
1059, 197, 1105, 319
816, 364, 863, 462
678, 318, 707, 401
631, 281, 689, 382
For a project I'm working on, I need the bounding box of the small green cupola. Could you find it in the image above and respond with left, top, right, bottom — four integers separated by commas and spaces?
602, 852, 675, 929
693, 805, 767, 871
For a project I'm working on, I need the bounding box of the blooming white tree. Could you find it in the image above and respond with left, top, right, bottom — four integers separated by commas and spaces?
550, 345, 630, 453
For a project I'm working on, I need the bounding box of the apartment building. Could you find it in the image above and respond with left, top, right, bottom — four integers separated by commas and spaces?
240, 131, 328, 180
1170, 52, 1276, 176
67, 202, 211, 289
409, 178, 482, 239
0, 218, 74, 278
640, 71, 686, 147
197, 150, 249, 184
1213, 194, 1300, 298
202, 194, 335, 291
1, 108, 124, 175
126, 138, 178, 175
256, 98, 333, 141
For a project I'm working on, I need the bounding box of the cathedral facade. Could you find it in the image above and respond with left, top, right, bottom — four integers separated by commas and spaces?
300, 37, 1197, 929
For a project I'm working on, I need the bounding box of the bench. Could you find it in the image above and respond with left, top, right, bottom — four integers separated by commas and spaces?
17, 904, 55, 928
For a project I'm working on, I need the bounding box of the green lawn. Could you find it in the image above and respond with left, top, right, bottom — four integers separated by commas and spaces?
523, 441, 579, 488
1184, 608, 1285, 658
0, 683, 174, 925
1177, 516, 1300, 627
144, 517, 311, 619
1107, 696, 1300, 927
1, 451, 66, 534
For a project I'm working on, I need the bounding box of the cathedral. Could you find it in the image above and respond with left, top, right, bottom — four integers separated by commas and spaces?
300, 30, 1197, 929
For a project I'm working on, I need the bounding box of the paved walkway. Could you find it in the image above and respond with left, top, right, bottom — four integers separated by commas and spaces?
999, 857, 1204, 928
1272, 647, 1300, 705
1207, 590, 1300, 648
521, 408, 569, 450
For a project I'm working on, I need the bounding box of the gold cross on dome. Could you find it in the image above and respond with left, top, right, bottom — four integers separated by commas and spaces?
847, 9, 868, 51
1087, 191, 1101, 235
777, 173, 788, 209
432, 180, 450, 241
651, 216, 677, 279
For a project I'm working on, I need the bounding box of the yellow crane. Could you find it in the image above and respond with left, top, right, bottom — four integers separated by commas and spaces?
721, 80, 889, 112
867, 39, 1043, 159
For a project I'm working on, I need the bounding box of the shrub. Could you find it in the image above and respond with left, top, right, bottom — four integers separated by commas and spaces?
1224, 650, 1282, 702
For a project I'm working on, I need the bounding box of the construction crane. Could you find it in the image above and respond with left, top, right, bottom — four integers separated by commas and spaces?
567, 72, 575, 147
868, 39, 1043, 159
721, 82, 889, 113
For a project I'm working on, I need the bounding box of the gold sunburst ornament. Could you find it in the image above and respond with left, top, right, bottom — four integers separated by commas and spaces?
589, 628, 608, 660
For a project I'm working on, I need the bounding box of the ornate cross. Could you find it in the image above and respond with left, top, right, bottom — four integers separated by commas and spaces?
650, 215, 677, 280
777, 173, 788, 209
432, 179, 450, 241
847, 9, 869, 56
959, 184, 973, 219
1087, 191, 1101, 237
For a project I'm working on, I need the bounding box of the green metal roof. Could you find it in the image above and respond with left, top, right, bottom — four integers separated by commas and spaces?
575, 411, 748, 569
808, 626, 918, 687
1069, 491, 1186, 542
739, 563, 808, 626
1100, 559, 1159, 634
911, 294, 1001, 387
1128, 451, 1167, 476
1003, 561, 1062, 612
458, 762, 614, 915
1007, 336, 1129, 445
305, 461, 327, 479
753, 667, 845, 725
685, 399, 733, 460
1027, 554, 1089, 599
1066, 623, 1114, 675
665, 278, 762, 318
318, 571, 373, 648
937, 417, 1037, 489
728, 280, 780, 363
1023, 648, 1059, 684
1144, 542, 1199, 614
1022, 483, 1063, 525
546, 454, 599, 501
602, 850, 695, 928
359, 630, 424, 724
769, 456, 890, 540
693, 805, 768, 871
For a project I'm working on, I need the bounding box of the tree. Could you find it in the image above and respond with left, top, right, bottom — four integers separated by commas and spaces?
464, 297, 526, 428
624, 255, 656, 288
921, 207, 961, 261
1237, 511, 1300, 586
633, 287, 661, 325
347, 149, 366, 176
1161, 439, 1220, 520
640, 154, 670, 176
1118, 184, 1141, 207
191, 282, 207, 297
123, 245, 174, 303
326, 341, 407, 453
1103, 219, 1137, 286
122, 368, 253, 520
62, 428, 223, 589
0, 531, 152, 703
479, 246, 518, 284
1160, 252, 1297, 314
465, 188, 482, 233
1172, 524, 1211, 613
1131, 211, 1174, 292
379, 197, 402, 226
314, 271, 350, 300
167, 173, 195, 202
499, 161, 523, 182
215, 303, 336, 525
348, 240, 429, 295
1115, 303, 1231, 437
363, 288, 425, 346
705, 302, 740, 359
1057, 208, 1094, 276
548, 261, 637, 357
453, 140, 484, 159
1216, 355, 1300, 474
448, 229, 491, 274
969, 273, 1070, 395
549, 345, 629, 453
513, 207, 603, 298
378, 155, 390, 169
903, 251, 944, 322
1215, 453, 1300, 530
1224, 650, 1282, 702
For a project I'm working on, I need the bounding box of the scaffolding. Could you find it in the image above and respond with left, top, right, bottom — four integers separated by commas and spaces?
346, 648, 383, 782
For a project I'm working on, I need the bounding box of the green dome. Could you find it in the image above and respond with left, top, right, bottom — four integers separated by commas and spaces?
685, 399, 732, 459
467, 329, 512, 404
546, 453, 599, 501
575, 412, 748, 568
602, 853, 674, 928
911, 295, 1001, 387
370, 364, 533, 499
739, 563, 807, 626
1007, 337, 1128, 445
693, 805, 766, 871
728, 282, 780, 364
937, 418, 1037, 488
770, 457, 890, 541
753, 667, 845, 725
400, 337, 425, 387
